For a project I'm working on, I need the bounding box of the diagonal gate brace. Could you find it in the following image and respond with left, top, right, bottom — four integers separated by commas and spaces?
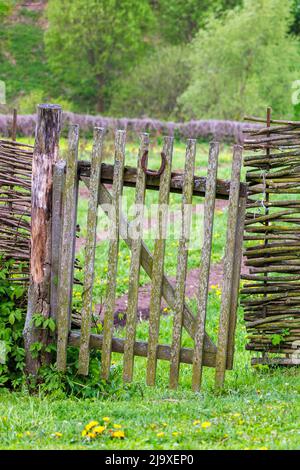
81, 176, 217, 355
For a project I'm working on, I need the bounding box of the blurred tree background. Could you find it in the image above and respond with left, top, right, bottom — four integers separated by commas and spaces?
0, 0, 300, 120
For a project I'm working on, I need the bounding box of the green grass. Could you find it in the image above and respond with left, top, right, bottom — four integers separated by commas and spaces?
1, 139, 299, 450
0, 333, 299, 450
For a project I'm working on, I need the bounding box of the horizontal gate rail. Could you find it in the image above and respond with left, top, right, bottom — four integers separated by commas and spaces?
78, 161, 247, 200
69, 331, 217, 367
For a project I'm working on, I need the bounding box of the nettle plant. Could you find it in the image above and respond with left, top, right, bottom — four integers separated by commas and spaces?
0, 258, 26, 388
0, 258, 130, 398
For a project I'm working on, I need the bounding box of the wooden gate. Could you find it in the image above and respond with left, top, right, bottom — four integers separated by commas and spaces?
51, 124, 246, 391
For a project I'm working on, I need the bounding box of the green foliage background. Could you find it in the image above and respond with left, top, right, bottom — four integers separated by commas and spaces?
1, 0, 300, 119
179, 0, 300, 120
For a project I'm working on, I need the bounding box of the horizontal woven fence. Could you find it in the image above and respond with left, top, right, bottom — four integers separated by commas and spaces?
241, 112, 300, 365
0, 112, 259, 142
0, 139, 33, 281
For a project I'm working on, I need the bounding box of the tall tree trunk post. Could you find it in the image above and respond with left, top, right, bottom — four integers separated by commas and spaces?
23, 104, 62, 376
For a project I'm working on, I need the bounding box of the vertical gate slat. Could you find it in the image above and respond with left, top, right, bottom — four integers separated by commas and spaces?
169, 139, 196, 389
123, 133, 149, 383
146, 136, 174, 386
226, 195, 246, 370
192, 142, 219, 392
78, 127, 105, 375
56, 125, 79, 372
51, 160, 66, 322
215, 144, 243, 389
101, 130, 126, 380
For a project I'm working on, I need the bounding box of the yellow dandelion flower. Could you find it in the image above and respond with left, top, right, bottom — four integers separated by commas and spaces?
54, 432, 62, 438
87, 432, 96, 439
85, 420, 99, 431
150, 423, 157, 430
201, 421, 211, 429
156, 432, 165, 438
103, 417, 110, 423
193, 420, 201, 426
113, 424, 122, 429
25, 431, 31, 436
172, 432, 180, 437
94, 426, 105, 434
112, 430, 125, 439
82, 430, 87, 437
162, 422, 168, 427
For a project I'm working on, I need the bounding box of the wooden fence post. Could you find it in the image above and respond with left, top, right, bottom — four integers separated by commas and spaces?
56, 125, 79, 372
11, 108, 17, 141
23, 104, 62, 376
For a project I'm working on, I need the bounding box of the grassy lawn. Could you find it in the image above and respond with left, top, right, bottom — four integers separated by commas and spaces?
1, 138, 299, 450
0, 345, 299, 449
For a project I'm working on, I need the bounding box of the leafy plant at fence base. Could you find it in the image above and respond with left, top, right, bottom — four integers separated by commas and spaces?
271, 329, 290, 347
0, 258, 26, 389
0, 257, 125, 397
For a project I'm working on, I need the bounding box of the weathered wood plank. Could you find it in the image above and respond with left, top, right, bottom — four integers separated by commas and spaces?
81, 176, 217, 355
78, 128, 105, 375
251, 357, 300, 366
11, 108, 17, 142
78, 161, 247, 199
101, 130, 126, 380
169, 139, 196, 389
192, 142, 219, 392
226, 196, 246, 370
147, 136, 174, 386
56, 125, 79, 372
51, 160, 66, 322
123, 133, 149, 383
24, 104, 62, 375
69, 331, 217, 367
215, 145, 243, 389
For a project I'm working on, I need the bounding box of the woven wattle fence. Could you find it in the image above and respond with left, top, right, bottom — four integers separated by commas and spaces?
241, 111, 300, 365
0, 139, 33, 280
0, 112, 258, 142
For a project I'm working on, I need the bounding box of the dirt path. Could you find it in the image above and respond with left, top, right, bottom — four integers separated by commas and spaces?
97, 260, 248, 326
77, 186, 247, 326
